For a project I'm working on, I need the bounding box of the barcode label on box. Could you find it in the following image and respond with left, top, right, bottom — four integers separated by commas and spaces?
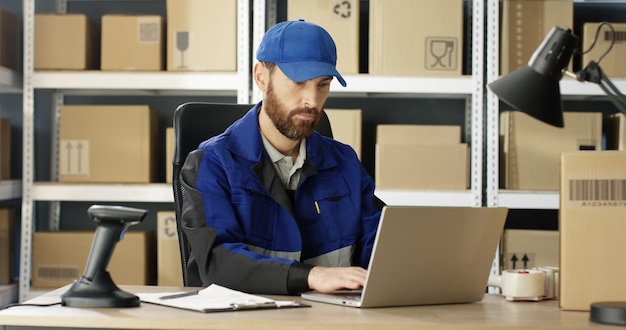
37, 265, 79, 282
137, 18, 160, 44
569, 179, 626, 202
604, 30, 626, 43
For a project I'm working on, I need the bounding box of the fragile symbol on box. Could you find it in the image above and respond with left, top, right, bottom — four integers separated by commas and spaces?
175, 31, 189, 69
60, 140, 90, 177
424, 37, 458, 71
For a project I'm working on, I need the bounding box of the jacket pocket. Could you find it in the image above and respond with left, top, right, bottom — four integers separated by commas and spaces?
310, 179, 359, 243
231, 187, 277, 243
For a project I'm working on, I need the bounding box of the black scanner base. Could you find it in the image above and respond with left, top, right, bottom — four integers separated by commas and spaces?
61, 270, 140, 308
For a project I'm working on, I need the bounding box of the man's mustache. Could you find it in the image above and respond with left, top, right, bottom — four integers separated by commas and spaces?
291, 108, 319, 116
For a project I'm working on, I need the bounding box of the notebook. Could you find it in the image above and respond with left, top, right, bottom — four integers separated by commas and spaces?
301, 206, 508, 308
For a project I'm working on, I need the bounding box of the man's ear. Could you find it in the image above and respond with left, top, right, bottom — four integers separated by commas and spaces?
254, 62, 268, 93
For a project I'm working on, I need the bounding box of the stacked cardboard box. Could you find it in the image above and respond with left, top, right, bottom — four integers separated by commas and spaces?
500, 111, 602, 190
32, 230, 155, 288
606, 113, 625, 151
375, 125, 468, 189
369, 0, 464, 76
166, 127, 175, 184
34, 13, 98, 70
324, 109, 362, 159
0, 208, 15, 284
0, 9, 20, 71
166, 0, 237, 72
0, 117, 9, 179
501, 229, 558, 270
560, 151, 626, 311
157, 211, 183, 286
59, 105, 158, 183
101, 14, 165, 71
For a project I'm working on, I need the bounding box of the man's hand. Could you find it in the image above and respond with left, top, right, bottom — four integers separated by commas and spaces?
307, 266, 367, 293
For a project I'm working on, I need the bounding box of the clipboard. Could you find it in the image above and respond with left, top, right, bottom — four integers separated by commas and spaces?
138, 284, 309, 313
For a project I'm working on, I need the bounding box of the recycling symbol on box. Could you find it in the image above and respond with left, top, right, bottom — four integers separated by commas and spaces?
333, 1, 351, 18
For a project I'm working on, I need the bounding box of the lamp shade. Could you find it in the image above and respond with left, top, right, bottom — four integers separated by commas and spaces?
489, 26, 579, 128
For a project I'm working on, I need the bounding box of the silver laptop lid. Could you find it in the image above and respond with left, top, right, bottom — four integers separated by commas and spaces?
356, 206, 507, 308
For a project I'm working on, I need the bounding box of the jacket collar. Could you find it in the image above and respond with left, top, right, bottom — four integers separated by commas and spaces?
227, 102, 338, 171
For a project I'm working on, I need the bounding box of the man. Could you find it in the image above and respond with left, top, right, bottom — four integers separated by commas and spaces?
180, 20, 381, 295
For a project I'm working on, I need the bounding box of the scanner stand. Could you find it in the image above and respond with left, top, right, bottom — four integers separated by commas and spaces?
61, 205, 148, 308
61, 269, 140, 308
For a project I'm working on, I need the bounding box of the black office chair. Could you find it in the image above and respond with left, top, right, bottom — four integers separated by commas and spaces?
172, 102, 334, 286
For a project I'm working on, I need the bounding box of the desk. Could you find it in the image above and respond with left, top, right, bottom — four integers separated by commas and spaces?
0, 285, 612, 329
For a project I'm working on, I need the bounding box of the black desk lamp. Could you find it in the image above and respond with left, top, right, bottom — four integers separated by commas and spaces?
61, 205, 148, 308
489, 23, 626, 127
489, 23, 626, 326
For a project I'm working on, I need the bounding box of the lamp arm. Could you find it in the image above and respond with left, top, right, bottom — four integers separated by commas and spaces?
577, 61, 626, 115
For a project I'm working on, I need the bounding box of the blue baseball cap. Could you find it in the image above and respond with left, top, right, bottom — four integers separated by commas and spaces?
256, 20, 346, 87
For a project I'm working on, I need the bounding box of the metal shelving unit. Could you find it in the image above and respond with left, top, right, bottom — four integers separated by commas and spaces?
31, 71, 244, 96
485, 0, 626, 210
254, 0, 485, 208
18, 0, 251, 302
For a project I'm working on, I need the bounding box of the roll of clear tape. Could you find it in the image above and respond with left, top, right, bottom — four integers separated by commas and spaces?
501, 269, 545, 301
535, 266, 559, 299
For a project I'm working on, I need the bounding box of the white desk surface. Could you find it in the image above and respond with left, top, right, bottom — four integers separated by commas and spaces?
0, 285, 612, 329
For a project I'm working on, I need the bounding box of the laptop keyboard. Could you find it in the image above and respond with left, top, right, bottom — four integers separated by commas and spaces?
338, 291, 362, 301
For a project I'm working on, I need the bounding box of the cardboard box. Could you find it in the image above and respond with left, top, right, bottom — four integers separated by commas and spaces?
32, 230, 155, 288
0, 208, 15, 284
0, 118, 10, 179
376, 125, 461, 145
325, 109, 362, 159
157, 211, 183, 286
287, 0, 359, 74
59, 105, 158, 183
376, 143, 468, 189
369, 0, 463, 76
501, 229, 558, 270
166, 127, 175, 183
500, 111, 602, 190
582, 22, 626, 78
166, 0, 237, 72
606, 113, 625, 151
375, 124, 468, 189
34, 13, 98, 70
101, 14, 164, 71
560, 151, 626, 311
0, 284, 17, 307
0, 9, 20, 71
500, 0, 573, 75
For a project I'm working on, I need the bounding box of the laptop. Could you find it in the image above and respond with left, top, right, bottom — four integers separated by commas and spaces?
301, 206, 508, 308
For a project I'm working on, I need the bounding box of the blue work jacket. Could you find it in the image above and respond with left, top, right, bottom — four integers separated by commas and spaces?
180, 103, 381, 295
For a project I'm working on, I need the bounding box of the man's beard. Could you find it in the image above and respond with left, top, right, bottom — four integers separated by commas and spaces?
264, 82, 321, 141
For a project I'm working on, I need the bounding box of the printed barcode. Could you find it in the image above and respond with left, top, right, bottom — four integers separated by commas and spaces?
38, 267, 79, 280
604, 30, 626, 42
569, 179, 626, 201
138, 22, 159, 43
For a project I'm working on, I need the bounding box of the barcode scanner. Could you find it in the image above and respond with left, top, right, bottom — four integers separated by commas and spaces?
61, 205, 148, 308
